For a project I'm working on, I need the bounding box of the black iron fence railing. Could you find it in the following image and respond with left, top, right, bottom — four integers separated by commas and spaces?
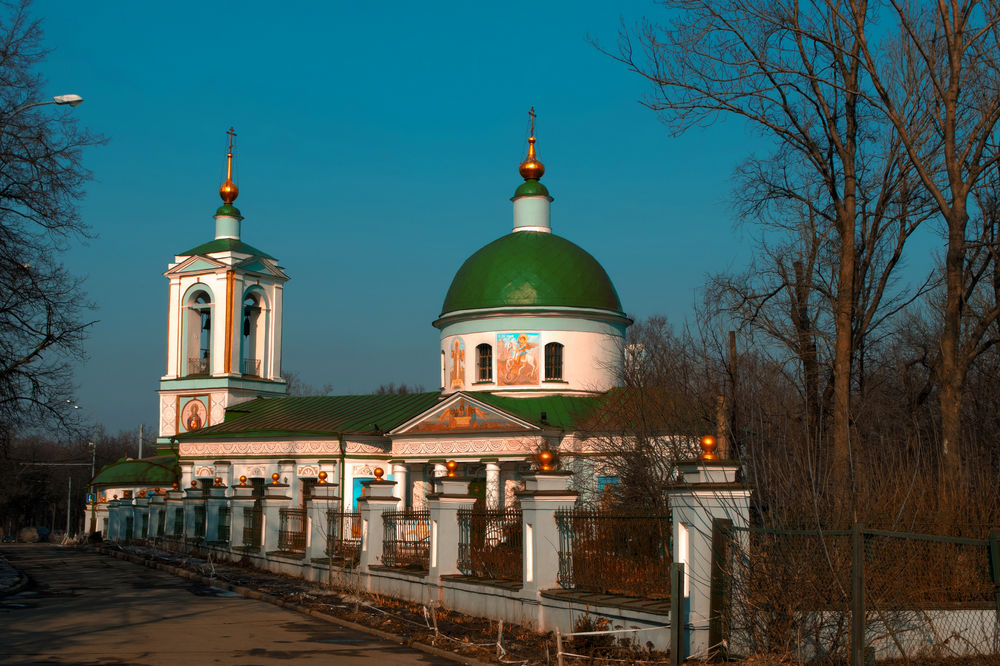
156, 510, 165, 537
457, 507, 523, 581
217, 506, 231, 543
278, 508, 308, 552
172, 507, 183, 538
326, 510, 362, 565
186, 356, 210, 376
140, 513, 148, 539
242, 506, 263, 549
554, 508, 672, 599
125, 515, 134, 541
193, 505, 206, 540
382, 509, 430, 570
241, 357, 261, 377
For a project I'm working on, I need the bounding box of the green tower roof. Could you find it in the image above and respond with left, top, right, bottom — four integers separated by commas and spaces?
91, 454, 179, 487
440, 231, 624, 317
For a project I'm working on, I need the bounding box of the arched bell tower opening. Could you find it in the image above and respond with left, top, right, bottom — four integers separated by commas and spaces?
184, 287, 214, 376
240, 288, 268, 378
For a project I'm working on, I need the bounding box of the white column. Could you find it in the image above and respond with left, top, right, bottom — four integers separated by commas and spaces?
667, 455, 751, 660
392, 463, 409, 510
485, 461, 501, 510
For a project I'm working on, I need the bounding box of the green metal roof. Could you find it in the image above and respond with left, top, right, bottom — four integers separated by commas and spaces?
440, 231, 624, 317
513, 179, 550, 198
469, 392, 603, 430
177, 392, 444, 440
91, 454, 179, 487
180, 237, 275, 259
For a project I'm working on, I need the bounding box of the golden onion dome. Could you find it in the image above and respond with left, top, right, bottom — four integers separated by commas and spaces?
219, 177, 239, 204
519, 135, 545, 181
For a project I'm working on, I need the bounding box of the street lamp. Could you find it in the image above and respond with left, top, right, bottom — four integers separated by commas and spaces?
10, 94, 84, 116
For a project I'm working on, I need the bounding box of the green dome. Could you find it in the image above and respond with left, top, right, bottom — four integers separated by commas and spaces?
440, 231, 624, 317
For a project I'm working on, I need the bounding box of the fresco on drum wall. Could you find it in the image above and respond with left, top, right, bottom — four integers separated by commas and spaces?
497, 332, 539, 385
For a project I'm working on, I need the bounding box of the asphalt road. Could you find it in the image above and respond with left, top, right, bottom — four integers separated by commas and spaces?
0, 544, 455, 665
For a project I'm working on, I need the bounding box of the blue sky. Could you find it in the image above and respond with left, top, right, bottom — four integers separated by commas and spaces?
35, 1, 934, 435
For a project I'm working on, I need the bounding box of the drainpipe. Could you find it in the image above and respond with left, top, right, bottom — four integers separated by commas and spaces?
339, 434, 347, 509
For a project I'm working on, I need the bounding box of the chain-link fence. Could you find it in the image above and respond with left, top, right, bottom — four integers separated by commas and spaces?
719, 524, 1000, 662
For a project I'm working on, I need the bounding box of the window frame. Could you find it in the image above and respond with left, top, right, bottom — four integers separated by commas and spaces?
476, 343, 493, 382
544, 342, 564, 381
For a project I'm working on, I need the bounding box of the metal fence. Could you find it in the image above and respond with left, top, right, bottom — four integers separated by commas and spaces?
382, 509, 430, 570
555, 508, 672, 599
718, 524, 1000, 662
242, 506, 262, 549
217, 506, 231, 543
278, 508, 308, 552
156, 510, 165, 537
172, 507, 183, 538
241, 357, 261, 376
326, 510, 362, 565
193, 505, 206, 540
457, 507, 523, 581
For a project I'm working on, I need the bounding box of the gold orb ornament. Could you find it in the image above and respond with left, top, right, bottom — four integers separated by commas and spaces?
373, 467, 384, 480
445, 460, 458, 477
271, 472, 280, 484
239, 475, 247, 486
700, 435, 718, 461
318, 471, 328, 484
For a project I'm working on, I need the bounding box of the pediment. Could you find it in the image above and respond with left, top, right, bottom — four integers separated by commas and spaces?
165, 255, 226, 277
392, 393, 537, 435
235, 256, 288, 280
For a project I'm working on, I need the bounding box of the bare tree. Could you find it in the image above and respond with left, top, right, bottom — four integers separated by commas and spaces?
599, 0, 901, 491
0, 0, 104, 452
853, 0, 1000, 484
583, 318, 711, 509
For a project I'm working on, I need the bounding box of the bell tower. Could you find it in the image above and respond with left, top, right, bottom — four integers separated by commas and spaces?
156, 129, 289, 445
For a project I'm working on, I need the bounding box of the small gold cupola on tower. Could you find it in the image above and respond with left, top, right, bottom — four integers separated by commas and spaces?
512, 107, 553, 233
215, 127, 243, 240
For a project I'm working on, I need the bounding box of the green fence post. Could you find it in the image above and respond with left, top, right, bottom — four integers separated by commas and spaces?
988, 528, 1000, 617
851, 523, 865, 666
671, 562, 685, 666
709, 517, 732, 659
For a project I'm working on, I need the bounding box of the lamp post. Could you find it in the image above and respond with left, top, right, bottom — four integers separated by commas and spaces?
9, 94, 84, 116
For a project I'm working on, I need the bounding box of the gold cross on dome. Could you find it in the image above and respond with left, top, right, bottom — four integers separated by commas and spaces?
226, 127, 237, 152
528, 107, 536, 137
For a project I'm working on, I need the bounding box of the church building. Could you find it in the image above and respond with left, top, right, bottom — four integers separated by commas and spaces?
90, 116, 632, 520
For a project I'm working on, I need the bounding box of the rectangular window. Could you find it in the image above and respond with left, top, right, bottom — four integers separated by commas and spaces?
545, 343, 563, 381
477, 344, 493, 382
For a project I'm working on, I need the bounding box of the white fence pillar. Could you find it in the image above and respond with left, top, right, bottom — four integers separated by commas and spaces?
427, 477, 475, 589
307, 481, 340, 561
183, 484, 206, 542
262, 479, 291, 553
518, 472, 578, 605
206, 483, 229, 544
230, 483, 257, 552
358, 474, 398, 572
666, 443, 751, 661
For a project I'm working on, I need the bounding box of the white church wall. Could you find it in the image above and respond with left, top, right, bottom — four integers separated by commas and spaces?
441, 323, 625, 395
